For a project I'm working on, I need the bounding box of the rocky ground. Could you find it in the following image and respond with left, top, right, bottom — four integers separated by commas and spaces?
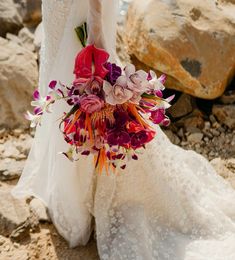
1, 106, 235, 259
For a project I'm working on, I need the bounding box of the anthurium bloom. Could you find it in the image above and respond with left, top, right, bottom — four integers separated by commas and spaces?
74, 44, 109, 79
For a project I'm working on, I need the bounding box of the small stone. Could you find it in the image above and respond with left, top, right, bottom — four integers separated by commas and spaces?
13, 128, 23, 137
185, 126, 201, 134
4, 244, 10, 251
209, 115, 217, 124
13, 242, 19, 248
2, 140, 20, 159
210, 129, 220, 137
204, 121, 211, 129
0, 236, 5, 246
187, 132, 204, 143
177, 128, 184, 138
212, 121, 221, 129
0, 128, 6, 138
168, 94, 194, 118
6, 33, 21, 45
213, 105, 235, 129
10, 221, 30, 242
220, 90, 235, 105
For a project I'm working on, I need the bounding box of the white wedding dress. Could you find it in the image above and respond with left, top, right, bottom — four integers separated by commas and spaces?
13, 0, 235, 259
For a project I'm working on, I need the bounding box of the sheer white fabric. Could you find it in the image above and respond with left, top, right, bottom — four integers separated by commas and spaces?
13, 0, 235, 259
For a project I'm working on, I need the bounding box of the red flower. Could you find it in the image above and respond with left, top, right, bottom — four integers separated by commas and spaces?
126, 121, 144, 133
130, 129, 155, 149
74, 45, 109, 79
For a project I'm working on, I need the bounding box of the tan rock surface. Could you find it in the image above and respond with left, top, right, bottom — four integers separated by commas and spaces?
0, 0, 23, 37
125, 0, 235, 99
0, 37, 38, 129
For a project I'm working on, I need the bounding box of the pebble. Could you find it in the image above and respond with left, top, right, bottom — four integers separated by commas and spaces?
204, 121, 211, 129
0, 128, 6, 138
187, 133, 204, 143
210, 129, 220, 137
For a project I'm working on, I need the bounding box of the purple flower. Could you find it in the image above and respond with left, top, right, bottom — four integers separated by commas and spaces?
105, 62, 122, 85
33, 89, 40, 100
150, 109, 165, 124
49, 80, 57, 89
107, 130, 130, 146
80, 95, 104, 114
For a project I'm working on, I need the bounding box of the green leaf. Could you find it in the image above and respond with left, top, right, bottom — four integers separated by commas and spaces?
75, 22, 88, 47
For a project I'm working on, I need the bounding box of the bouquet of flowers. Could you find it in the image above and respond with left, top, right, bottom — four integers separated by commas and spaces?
26, 43, 173, 173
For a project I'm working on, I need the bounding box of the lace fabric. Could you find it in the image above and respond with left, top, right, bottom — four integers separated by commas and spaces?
12, 0, 235, 259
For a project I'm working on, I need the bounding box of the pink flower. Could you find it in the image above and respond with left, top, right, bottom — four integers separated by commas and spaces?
103, 76, 133, 105
80, 95, 104, 114
124, 64, 149, 93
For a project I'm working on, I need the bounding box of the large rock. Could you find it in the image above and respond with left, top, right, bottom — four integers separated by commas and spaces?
0, 37, 38, 129
0, 158, 24, 181
0, 188, 30, 236
125, 0, 235, 99
0, 0, 23, 37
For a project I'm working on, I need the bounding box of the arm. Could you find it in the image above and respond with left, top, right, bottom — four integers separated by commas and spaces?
87, 0, 105, 49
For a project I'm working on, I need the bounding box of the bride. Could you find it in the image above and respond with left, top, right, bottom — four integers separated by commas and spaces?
13, 0, 235, 259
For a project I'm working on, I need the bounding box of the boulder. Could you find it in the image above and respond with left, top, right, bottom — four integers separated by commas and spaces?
0, 188, 30, 236
125, 0, 235, 99
0, 37, 38, 129
0, 0, 23, 37
0, 158, 24, 181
